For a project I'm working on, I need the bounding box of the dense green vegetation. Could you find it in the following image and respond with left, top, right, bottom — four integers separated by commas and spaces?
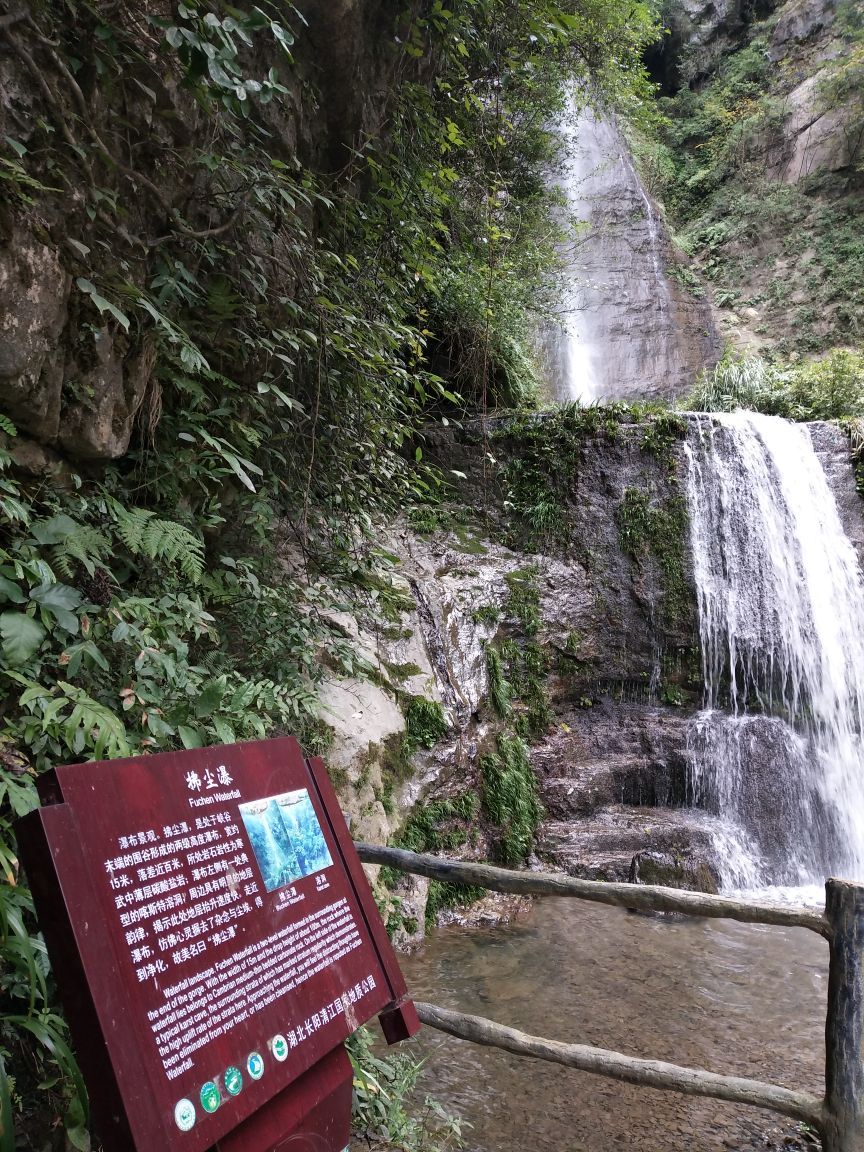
0, 0, 662, 1144
685, 349, 864, 421
638, 0, 864, 354
348, 1025, 465, 1152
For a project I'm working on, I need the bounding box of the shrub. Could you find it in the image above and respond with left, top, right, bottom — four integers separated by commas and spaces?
685, 349, 864, 421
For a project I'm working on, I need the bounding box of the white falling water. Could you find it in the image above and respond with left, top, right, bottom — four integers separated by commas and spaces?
540, 100, 689, 405
685, 412, 864, 889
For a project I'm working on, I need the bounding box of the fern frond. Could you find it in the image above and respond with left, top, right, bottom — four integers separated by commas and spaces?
114, 506, 154, 554
0, 414, 17, 437
112, 506, 204, 583
51, 525, 113, 579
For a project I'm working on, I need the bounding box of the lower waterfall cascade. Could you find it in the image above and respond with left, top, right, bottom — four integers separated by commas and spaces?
684, 412, 864, 892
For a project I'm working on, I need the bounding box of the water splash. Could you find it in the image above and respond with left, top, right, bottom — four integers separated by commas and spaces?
685, 412, 864, 887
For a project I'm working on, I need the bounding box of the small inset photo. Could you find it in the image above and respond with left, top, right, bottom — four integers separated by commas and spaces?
239, 788, 333, 893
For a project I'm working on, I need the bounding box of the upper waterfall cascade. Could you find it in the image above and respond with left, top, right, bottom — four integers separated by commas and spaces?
542, 102, 718, 405
685, 412, 864, 889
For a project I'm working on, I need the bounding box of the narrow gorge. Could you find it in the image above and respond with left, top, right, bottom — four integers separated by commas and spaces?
2, 0, 863, 1147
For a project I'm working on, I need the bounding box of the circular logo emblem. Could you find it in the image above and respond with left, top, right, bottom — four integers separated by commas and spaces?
199, 1081, 220, 1114
270, 1034, 289, 1062
224, 1066, 243, 1096
174, 1098, 196, 1132
247, 1051, 264, 1080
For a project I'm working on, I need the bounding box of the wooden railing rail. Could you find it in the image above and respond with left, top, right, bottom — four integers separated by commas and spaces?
414, 1002, 822, 1126
356, 843, 830, 935
356, 843, 864, 1152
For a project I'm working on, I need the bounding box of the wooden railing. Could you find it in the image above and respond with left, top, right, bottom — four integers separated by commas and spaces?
356, 843, 864, 1152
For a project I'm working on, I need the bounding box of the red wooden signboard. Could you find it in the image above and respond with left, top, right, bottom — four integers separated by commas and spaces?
16, 737, 419, 1152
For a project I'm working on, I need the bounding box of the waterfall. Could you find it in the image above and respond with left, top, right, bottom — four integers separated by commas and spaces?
685, 412, 864, 890
540, 100, 718, 405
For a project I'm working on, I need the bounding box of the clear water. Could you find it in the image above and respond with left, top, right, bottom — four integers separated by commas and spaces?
684, 412, 864, 886
402, 898, 826, 1152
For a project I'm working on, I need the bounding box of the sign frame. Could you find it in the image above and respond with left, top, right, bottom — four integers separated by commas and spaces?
17, 738, 419, 1152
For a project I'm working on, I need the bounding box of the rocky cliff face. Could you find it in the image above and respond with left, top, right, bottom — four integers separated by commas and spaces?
318, 412, 723, 939
652, 0, 863, 356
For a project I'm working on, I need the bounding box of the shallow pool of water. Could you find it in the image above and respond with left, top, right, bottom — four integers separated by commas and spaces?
400, 898, 827, 1151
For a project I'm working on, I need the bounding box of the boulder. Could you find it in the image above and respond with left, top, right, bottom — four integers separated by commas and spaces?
629, 848, 720, 893
58, 328, 153, 460
769, 0, 837, 60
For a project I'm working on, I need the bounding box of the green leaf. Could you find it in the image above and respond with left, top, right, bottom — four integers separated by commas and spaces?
75, 278, 130, 331
0, 576, 25, 605
194, 680, 224, 718
212, 716, 236, 744
30, 583, 82, 613
0, 1051, 15, 1152
0, 613, 46, 665
207, 58, 233, 87
30, 514, 78, 545
66, 239, 91, 258
4, 135, 26, 158
177, 724, 203, 749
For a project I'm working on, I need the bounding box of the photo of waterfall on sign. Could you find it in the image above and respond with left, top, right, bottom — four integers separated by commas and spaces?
240, 790, 333, 893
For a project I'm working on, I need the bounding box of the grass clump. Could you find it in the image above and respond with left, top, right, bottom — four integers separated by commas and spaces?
396, 793, 480, 855
391, 793, 484, 926
686, 349, 864, 421
348, 1025, 464, 1150
485, 646, 512, 718
481, 731, 543, 864
472, 603, 500, 625
504, 567, 541, 636
403, 695, 448, 753
425, 879, 488, 925
616, 490, 691, 630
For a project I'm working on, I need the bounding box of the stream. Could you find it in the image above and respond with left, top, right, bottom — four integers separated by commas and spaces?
401, 897, 826, 1151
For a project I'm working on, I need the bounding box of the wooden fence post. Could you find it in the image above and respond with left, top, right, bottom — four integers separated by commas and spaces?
824, 879, 864, 1152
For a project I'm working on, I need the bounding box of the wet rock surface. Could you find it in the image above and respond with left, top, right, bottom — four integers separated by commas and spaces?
542, 105, 720, 404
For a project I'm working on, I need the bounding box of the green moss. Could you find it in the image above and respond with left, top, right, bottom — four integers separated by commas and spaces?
640, 412, 688, 465
425, 879, 487, 925
616, 489, 691, 629
508, 641, 552, 739
452, 524, 488, 555
491, 405, 631, 550
380, 624, 414, 642
378, 732, 413, 793
395, 792, 481, 855
297, 716, 337, 757
480, 731, 543, 864
408, 505, 444, 534
487, 636, 552, 739
615, 488, 652, 554
383, 660, 424, 683
563, 630, 583, 655
355, 571, 415, 622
